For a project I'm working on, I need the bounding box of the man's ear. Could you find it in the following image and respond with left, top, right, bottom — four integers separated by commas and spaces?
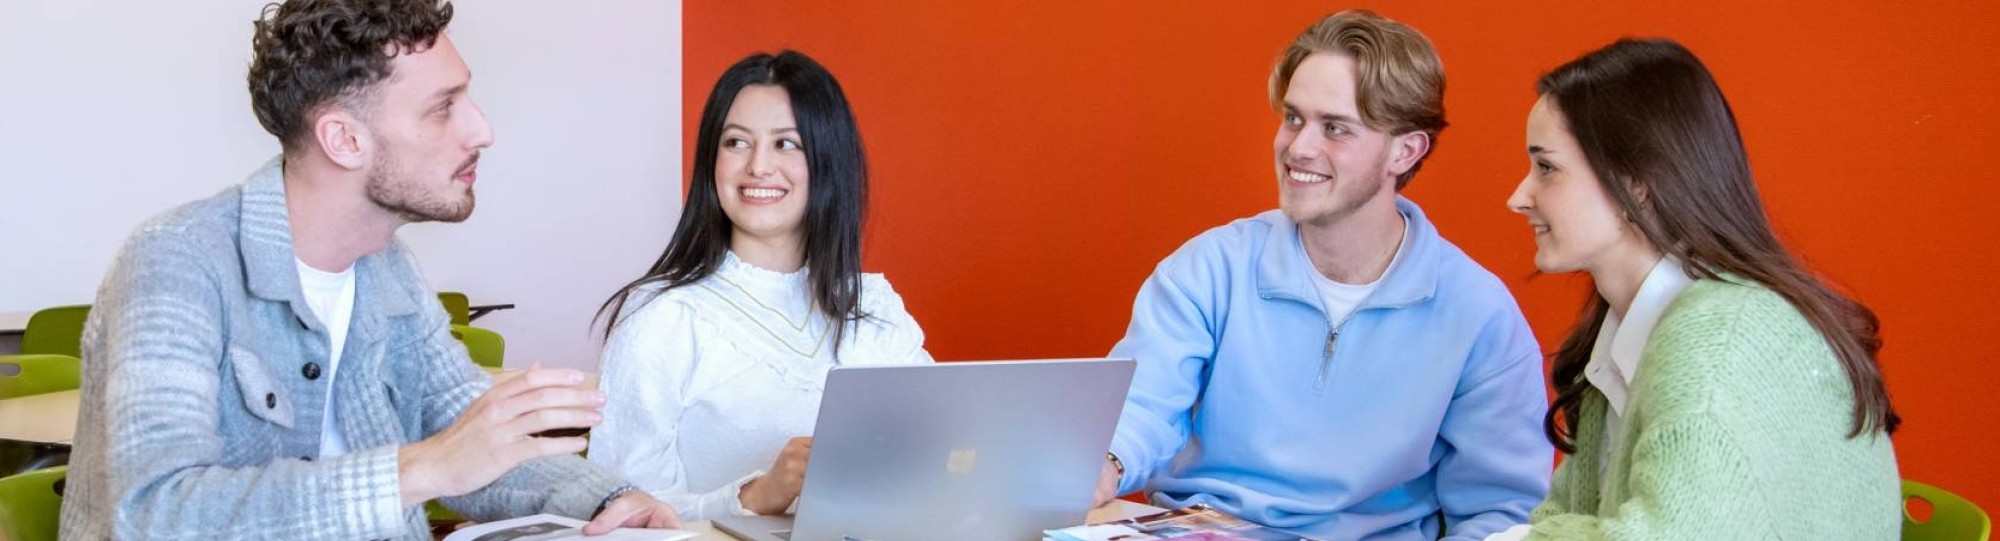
311, 108, 370, 171
1385, 130, 1431, 178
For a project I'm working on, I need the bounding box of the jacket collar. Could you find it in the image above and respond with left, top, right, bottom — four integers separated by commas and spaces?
237, 157, 420, 334
1255, 195, 1440, 313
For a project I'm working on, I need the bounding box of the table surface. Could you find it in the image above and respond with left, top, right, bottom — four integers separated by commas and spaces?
0, 389, 78, 444
465, 300, 515, 322
0, 300, 512, 334
0, 368, 590, 444
663, 498, 1164, 540
4, 367, 1154, 540
0, 311, 31, 336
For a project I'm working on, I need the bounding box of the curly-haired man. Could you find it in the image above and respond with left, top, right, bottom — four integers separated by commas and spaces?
58, 1, 681, 538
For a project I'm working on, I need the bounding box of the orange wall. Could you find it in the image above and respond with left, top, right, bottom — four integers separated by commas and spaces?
685, 1, 2000, 509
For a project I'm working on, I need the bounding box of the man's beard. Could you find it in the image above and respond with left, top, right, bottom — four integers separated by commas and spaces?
366, 148, 476, 223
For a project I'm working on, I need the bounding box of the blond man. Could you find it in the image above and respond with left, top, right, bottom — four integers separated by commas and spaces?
1093, 10, 1550, 540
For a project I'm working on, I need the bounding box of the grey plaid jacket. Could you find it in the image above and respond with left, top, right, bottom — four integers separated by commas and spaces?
58, 158, 628, 540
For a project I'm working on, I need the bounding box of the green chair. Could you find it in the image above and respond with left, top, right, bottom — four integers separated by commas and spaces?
426, 500, 465, 536
0, 355, 82, 398
20, 305, 89, 358
450, 325, 504, 369
1905, 479, 1991, 541
0, 466, 67, 541
437, 292, 472, 326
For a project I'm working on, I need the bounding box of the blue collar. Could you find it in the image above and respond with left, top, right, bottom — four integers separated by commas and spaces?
237, 157, 419, 334
1254, 196, 1440, 314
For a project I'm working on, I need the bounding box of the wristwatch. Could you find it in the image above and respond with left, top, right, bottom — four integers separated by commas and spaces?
1106, 452, 1126, 476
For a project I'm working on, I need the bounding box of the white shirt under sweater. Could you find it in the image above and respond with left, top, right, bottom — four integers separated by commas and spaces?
588, 251, 933, 522
295, 258, 356, 459
1299, 218, 1404, 324
1583, 256, 1695, 470
1486, 256, 1695, 541
1310, 270, 1378, 325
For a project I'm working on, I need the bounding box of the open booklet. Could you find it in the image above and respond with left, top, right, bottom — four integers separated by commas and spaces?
441, 514, 699, 541
1044, 504, 1326, 541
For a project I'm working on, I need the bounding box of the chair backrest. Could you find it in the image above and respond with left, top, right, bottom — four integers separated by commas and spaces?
0, 465, 67, 541
0, 355, 82, 399
20, 305, 89, 358
449, 325, 505, 369
437, 292, 471, 326
1905, 479, 1992, 541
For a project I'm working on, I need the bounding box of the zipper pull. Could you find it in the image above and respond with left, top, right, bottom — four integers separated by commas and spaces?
1317, 328, 1338, 388
1322, 329, 1338, 361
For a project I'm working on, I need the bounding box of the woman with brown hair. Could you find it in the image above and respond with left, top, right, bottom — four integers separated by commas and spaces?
1490, 39, 1901, 539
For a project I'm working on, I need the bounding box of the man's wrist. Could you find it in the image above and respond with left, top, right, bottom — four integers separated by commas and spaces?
1106, 452, 1126, 477
397, 445, 437, 507
593, 484, 639, 518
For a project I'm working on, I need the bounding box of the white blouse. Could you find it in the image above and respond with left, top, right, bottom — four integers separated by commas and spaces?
588, 251, 933, 522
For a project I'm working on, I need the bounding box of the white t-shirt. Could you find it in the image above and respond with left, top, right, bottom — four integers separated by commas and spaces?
1310, 270, 1378, 324
295, 258, 356, 459
1301, 219, 1405, 323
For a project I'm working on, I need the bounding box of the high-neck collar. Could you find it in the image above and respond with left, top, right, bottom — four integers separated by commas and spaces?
712, 250, 816, 327
720, 250, 810, 286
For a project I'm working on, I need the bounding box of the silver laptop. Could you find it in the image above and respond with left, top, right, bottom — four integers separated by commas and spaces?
714, 358, 1135, 541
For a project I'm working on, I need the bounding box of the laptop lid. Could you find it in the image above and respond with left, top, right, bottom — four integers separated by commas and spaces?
755, 358, 1133, 541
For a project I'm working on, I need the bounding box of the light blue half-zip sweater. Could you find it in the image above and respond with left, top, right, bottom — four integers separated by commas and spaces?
1108, 197, 1551, 541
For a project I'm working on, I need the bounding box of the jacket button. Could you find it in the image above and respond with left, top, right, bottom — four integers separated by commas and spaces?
265, 392, 277, 409
303, 363, 322, 380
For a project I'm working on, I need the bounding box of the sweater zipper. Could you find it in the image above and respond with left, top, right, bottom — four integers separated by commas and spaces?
1312, 295, 1427, 391
1315, 312, 1357, 390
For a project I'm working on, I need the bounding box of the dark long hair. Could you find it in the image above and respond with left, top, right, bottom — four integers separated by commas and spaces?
1537, 39, 1898, 453
598, 50, 869, 356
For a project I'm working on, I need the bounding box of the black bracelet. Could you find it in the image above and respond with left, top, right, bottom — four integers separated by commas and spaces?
592, 484, 639, 518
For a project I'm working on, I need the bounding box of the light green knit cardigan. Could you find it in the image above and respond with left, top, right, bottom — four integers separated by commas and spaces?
1524, 278, 1901, 540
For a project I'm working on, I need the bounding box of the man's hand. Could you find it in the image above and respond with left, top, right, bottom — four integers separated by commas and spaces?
1092, 455, 1123, 507
583, 491, 683, 534
399, 367, 603, 507
737, 436, 812, 515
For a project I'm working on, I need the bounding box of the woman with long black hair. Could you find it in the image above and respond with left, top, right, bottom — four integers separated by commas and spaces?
587, 50, 931, 523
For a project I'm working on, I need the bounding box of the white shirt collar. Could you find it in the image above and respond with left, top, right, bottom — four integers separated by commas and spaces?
1585, 256, 1697, 416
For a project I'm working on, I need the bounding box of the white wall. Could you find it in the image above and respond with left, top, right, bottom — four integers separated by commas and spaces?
0, 1, 682, 371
